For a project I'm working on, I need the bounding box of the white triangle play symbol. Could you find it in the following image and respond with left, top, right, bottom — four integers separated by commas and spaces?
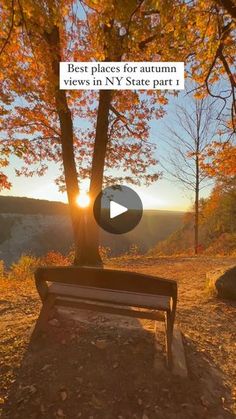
110, 201, 128, 219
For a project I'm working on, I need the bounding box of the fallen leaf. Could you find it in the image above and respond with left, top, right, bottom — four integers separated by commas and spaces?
60, 390, 67, 401
91, 394, 103, 409
56, 408, 65, 417
95, 339, 108, 349
113, 362, 119, 369
29, 385, 37, 394
41, 364, 51, 371
200, 395, 210, 407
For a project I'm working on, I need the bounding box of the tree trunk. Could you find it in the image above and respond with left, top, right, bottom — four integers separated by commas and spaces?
218, 0, 236, 19
77, 89, 113, 266
44, 26, 83, 262
194, 155, 199, 255
45, 27, 114, 266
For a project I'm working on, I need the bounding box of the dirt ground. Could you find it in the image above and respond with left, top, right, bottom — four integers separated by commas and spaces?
0, 256, 236, 419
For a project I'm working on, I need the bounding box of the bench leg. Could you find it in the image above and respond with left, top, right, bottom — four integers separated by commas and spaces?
31, 295, 56, 340
165, 312, 174, 369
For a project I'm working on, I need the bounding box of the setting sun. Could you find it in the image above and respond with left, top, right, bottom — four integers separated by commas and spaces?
76, 192, 90, 208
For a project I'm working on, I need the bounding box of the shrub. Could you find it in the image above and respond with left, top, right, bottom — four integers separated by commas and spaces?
204, 233, 236, 256
0, 260, 5, 280
127, 244, 140, 256
99, 246, 111, 261
9, 254, 40, 281
67, 248, 76, 264
40, 251, 70, 266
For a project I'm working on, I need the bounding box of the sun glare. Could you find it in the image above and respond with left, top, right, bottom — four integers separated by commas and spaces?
76, 192, 90, 208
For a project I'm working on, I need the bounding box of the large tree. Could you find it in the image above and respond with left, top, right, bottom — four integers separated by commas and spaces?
0, 0, 165, 265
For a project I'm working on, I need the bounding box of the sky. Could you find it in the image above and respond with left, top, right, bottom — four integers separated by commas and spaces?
1, 91, 213, 212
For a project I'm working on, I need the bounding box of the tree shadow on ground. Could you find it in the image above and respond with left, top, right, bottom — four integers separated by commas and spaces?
2, 310, 235, 419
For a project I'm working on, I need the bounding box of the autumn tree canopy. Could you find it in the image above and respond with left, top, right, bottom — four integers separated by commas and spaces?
0, 0, 235, 189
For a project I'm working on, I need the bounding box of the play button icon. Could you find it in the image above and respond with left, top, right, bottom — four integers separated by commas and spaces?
110, 201, 128, 219
93, 185, 143, 234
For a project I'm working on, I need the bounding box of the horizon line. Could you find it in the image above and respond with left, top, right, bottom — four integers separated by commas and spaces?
0, 194, 187, 213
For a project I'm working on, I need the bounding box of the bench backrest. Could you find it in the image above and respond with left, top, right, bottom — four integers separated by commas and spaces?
35, 266, 177, 301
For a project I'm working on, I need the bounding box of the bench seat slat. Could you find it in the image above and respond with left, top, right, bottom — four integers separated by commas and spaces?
49, 283, 171, 311
55, 297, 165, 321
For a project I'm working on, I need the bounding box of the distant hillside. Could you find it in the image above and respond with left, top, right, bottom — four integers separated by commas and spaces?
149, 179, 236, 257
0, 196, 184, 266
0, 196, 68, 215
101, 209, 184, 255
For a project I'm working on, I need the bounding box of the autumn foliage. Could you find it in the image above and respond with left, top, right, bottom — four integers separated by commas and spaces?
151, 176, 236, 256
201, 142, 236, 179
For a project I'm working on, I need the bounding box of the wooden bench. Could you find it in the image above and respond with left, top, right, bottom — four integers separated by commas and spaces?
32, 266, 177, 368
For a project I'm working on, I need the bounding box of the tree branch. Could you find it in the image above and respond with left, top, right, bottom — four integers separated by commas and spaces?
217, 0, 236, 19
0, 0, 15, 56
